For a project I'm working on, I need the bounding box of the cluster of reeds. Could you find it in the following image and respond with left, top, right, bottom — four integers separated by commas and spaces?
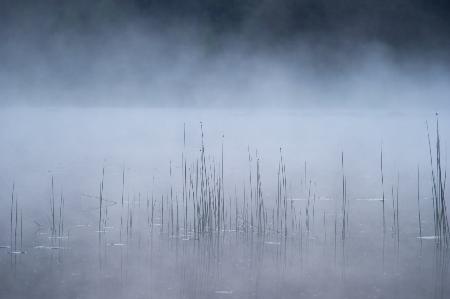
276, 149, 288, 236
341, 152, 348, 241
10, 183, 23, 254
427, 115, 449, 247
49, 176, 65, 240
10, 114, 448, 271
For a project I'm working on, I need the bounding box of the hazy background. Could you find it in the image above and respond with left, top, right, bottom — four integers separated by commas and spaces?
0, 0, 449, 108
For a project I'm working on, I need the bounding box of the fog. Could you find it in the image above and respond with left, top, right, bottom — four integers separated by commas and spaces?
1, 2, 450, 108
2, 29, 450, 109
1, 1, 450, 299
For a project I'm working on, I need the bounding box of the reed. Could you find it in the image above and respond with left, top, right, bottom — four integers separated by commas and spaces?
381, 145, 385, 234
426, 115, 449, 246
417, 166, 422, 239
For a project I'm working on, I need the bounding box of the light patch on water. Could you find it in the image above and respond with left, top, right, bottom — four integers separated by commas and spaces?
48, 236, 68, 240
34, 245, 64, 250
355, 198, 384, 202
49, 246, 64, 250
264, 241, 281, 245
109, 243, 127, 247
215, 290, 233, 295
318, 196, 334, 201
416, 236, 439, 240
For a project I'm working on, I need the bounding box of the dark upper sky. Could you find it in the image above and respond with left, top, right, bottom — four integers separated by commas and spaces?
1, 0, 450, 52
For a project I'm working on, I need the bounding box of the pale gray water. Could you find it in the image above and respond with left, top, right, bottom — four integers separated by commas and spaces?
0, 107, 449, 299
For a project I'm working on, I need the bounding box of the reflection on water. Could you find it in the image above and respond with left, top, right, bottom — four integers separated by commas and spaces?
0, 108, 449, 299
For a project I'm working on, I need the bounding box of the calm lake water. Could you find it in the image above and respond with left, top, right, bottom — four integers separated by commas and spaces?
0, 107, 449, 299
